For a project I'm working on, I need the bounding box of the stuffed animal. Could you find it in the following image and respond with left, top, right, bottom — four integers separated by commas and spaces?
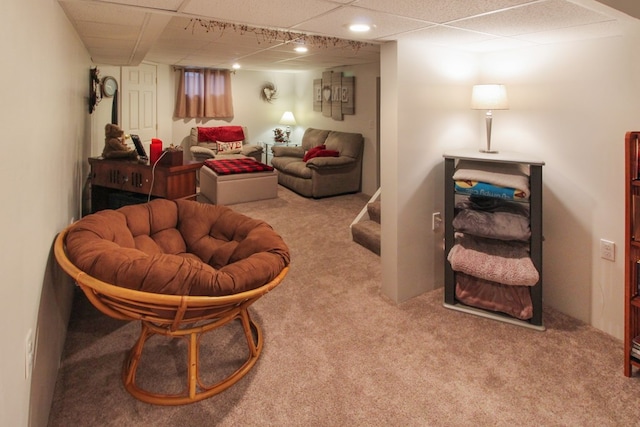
102, 123, 139, 160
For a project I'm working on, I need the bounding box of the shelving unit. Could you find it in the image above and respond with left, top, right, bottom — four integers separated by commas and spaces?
624, 131, 640, 377
443, 149, 545, 331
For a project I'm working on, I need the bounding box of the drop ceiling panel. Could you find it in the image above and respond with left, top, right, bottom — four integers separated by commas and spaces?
57, 0, 632, 70
181, 0, 342, 28
99, 0, 184, 10
293, 6, 433, 40
355, 0, 537, 24
452, 0, 616, 37
396, 25, 497, 46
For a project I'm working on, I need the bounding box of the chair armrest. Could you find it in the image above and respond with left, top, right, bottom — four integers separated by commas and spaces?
272, 146, 304, 158
306, 156, 356, 169
241, 144, 263, 156
191, 146, 216, 159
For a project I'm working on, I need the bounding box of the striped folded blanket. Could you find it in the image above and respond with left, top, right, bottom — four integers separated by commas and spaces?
204, 158, 274, 175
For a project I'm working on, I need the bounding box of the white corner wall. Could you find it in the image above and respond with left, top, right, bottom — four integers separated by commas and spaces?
381, 25, 640, 339
1, 1, 91, 426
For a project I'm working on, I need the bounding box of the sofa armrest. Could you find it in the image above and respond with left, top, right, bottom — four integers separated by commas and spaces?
191, 145, 216, 160
272, 146, 304, 158
241, 144, 263, 156
306, 156, 356, 169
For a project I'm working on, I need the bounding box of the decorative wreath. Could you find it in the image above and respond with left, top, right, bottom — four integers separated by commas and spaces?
261, 82, 277, 103
89, 67, 102, 114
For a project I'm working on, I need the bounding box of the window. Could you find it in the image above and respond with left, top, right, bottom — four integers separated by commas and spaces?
174, 68, 234, 118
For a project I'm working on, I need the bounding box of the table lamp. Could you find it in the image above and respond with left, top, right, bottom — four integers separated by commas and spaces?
279, 111, 297, 143
471, 84, 509, 153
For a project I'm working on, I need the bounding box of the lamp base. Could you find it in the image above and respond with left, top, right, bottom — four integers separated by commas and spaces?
479, 149, 499, 154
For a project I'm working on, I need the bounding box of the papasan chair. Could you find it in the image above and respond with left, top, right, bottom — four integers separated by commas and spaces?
54, 198, 290, 405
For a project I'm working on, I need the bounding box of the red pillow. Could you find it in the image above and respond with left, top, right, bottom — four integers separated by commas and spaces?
303, 145, 325, 162
310, 149, 339, 160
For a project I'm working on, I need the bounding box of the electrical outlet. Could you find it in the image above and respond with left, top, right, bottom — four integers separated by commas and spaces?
432, 212, 442, 231
600, 239, 615, 261
25, 329, 34, 379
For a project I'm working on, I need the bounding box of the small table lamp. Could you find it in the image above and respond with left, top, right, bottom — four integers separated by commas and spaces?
471, 84, 509, 153
279, 111, 297, 143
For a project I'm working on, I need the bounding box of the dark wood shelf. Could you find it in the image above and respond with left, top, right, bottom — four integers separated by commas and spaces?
89, 157, 202, 212
442, 150, 544, 330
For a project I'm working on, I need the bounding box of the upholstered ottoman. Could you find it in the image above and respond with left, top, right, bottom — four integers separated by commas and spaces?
200, 158, 278, 205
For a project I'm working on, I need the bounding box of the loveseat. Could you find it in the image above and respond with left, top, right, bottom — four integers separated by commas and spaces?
270, 128, 364, 198
184, 126, 263, 163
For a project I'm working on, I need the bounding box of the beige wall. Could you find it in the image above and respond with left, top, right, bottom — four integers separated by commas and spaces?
381, 26, 640, 339
1, 0, 91, 425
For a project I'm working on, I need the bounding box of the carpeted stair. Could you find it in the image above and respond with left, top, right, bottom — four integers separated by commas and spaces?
351, 200, 381, 255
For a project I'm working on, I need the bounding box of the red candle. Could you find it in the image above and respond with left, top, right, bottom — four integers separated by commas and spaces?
150, 138, 162, 164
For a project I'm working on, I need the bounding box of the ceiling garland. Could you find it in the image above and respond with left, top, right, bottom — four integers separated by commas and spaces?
184, 19, 374, 53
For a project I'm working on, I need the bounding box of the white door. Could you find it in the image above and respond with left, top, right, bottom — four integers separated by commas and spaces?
121, 63, 157, 148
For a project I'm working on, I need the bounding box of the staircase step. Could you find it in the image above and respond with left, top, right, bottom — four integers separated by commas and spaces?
351, 219, 381, 256
367, 200, 381, 224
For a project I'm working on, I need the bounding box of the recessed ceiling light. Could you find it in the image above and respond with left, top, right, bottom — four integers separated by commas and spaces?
294, 46, 308, 53
232, 63, 241, 69
349, 23, 371, 33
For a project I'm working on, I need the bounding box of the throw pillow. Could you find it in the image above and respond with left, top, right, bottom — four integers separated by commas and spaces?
216, 140, 243, 152
303, 145, 326, 162
311, 149, 340, 159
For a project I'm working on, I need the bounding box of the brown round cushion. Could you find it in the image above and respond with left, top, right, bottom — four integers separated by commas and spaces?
65, 199, 290, 296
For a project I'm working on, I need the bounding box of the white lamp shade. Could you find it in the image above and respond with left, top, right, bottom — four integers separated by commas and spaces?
471, 84, 509, 110
279, 111, 297, 126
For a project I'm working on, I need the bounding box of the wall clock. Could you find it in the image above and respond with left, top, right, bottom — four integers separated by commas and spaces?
101, 76, 118, 97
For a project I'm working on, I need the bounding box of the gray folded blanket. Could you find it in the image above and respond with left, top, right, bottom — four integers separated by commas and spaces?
453, 208, 531, 241
447, 233, 539, 286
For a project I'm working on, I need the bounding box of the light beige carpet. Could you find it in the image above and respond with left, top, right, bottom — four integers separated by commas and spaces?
48, 186, 640, 426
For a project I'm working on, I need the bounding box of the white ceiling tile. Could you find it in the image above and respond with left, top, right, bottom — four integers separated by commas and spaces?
293, 6, 433, 40
388, 25, 496, 46
57, 0, 634, 70
452, 0, 616, 37
355, 0, 537, 24
93, 0, 184, 11
182, 0, 341, 28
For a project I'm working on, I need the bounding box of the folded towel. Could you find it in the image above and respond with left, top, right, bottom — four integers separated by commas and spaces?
453, 160, 530, 199
447, 233, 539, 286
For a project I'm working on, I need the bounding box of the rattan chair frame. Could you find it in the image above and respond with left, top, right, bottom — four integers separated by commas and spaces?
54, 226, 289, 405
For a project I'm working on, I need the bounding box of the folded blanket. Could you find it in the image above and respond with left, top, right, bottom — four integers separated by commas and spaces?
455, 272, 533, 320
204, 158, 273, 175
447, 233, 539, 286
455, 180, 528, 200
453, 160, 530, 199
456, 195, 529, 216
453, 208, 531, 241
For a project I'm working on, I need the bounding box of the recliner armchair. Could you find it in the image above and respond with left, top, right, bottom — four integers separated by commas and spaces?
184, 126, 263, 162
270, 128, 364, 198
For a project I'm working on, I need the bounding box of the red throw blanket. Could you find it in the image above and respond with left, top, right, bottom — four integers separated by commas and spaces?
204, 158, 274, 175
198, 126, 245, 142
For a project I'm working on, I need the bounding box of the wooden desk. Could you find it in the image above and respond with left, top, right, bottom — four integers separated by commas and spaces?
89, 157, 202, 212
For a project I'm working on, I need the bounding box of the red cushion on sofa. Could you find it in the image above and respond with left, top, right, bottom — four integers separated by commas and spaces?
312, 149, 339, 159
303, 145, 326, 162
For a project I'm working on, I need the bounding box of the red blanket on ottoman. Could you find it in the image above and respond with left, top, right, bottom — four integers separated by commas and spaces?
205, 158, 274, 175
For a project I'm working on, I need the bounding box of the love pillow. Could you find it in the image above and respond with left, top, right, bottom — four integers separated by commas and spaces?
216, 140, 243, 152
